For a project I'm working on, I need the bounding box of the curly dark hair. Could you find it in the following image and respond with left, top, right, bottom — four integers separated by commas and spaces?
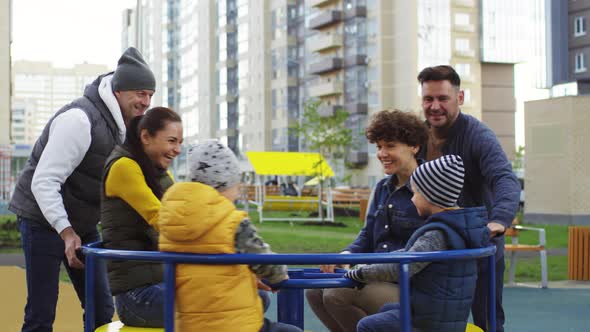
366, 110, 428, 148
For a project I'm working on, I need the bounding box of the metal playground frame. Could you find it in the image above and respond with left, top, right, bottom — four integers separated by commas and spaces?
82, 243, 497, 332
245, 152, 335, 223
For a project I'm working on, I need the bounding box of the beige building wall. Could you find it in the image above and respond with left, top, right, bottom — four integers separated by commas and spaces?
450, 0, 481, 120
361, 1, 419, 183
524, 96, 590, 225
481, 63, 516, 160
197, 0, 218, 142
247, 0, 272, 152
0, 0, 11, 145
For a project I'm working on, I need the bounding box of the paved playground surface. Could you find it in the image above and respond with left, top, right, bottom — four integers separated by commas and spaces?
1, 262, 589, 332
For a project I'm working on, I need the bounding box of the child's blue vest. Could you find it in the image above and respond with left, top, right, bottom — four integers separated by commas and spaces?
406, 207, 490, 332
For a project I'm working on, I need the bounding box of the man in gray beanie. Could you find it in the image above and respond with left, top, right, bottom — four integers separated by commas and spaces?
9, 47, 155, 331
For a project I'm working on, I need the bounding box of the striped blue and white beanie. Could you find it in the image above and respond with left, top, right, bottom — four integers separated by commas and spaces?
410, 155, 465, 208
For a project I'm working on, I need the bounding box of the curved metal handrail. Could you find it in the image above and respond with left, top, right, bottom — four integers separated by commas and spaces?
82, 243, 496, 332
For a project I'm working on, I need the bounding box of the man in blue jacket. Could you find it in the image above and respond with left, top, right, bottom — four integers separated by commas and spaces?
416, 65, 520, 332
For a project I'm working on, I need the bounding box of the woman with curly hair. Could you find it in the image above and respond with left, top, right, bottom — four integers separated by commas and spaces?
306, 110, 429, 332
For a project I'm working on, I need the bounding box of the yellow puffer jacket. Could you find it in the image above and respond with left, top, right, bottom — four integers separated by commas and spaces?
158, 182, 263, 332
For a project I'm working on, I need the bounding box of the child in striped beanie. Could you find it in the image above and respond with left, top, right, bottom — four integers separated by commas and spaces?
345, 155, 490, 332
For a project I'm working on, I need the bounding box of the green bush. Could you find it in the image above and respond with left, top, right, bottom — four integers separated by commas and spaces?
0, 214, 20, 248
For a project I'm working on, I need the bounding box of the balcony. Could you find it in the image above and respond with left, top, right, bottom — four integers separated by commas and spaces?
343, 5, 367, 19
318, 104, 342, 117
217, 22, 237, 34
309, 10, 342, 30
216, 128, 238, 138
308, 57, 343, 75
308, 33, 343, 53
216, 93, 238, 104
271, 76, 299, 88
454, 49, 476, 58
271, 35, 297, 48
343, 55, 368, 67
461, 74, 475, 83
453, 23, 475, 33
308, 81, 344, 98
216, 57, 237, 70
344, 103, 368, 115
453, 0, 476, 8
346, 151, 368, 166
308, 0, 337, 8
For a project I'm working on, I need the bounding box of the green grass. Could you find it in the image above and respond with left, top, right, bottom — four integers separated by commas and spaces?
0, 214, 16, 223
0, 211, 574, 282
505, 255, 568, 282
248, 209, 363, 253
252, 211, 572, 281
510, 223, 569, 249
503, 222, 569, 281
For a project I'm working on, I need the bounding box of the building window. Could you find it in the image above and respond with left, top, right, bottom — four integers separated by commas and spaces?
575, 52, 587, 73
575, 16, 586, 37
454, 13, 470, 26
455, 38, 470, 52
455, 63, 471, 77
463, 88, 471, 104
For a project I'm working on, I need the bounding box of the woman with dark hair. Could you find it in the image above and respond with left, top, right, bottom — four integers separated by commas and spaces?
100, 106, 183, 327
306, 110, 429, 332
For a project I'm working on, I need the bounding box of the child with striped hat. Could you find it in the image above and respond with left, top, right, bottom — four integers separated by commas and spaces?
346, 155, 491, 332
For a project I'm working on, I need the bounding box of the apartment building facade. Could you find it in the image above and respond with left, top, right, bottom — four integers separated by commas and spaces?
130, 0, 523, 186
11, 61, 109, 145
1, 0, 11, 146
548, 0, 590, 93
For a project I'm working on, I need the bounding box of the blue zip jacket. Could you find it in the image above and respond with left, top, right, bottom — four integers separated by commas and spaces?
419, 112, 520, 258
345, 174, 426, 253
409, 207, 490, 332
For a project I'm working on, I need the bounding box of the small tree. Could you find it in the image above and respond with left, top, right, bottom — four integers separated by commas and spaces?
513, 146, 524, 168
291, 100, 353, 221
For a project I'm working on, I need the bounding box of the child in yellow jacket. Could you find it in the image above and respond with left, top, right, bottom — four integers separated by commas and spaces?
158, 140, 302, 332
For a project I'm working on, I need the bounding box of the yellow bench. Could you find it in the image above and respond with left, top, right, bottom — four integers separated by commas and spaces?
262, 195, 319, 211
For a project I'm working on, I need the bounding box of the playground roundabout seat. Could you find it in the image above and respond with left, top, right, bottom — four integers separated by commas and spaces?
82, 243, 496, 332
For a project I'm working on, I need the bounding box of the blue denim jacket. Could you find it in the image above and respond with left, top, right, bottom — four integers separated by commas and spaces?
345, 175, 426, 253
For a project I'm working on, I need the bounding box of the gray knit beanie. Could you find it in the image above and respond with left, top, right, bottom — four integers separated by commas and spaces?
111, 47, 156, 91
410, 155, 465, 208
187, 140, 241, 192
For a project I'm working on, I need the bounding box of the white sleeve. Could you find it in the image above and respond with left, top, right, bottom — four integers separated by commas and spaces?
31, 109, 92, 234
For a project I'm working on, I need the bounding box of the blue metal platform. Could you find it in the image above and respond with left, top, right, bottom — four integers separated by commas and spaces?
82, 243, 497, 332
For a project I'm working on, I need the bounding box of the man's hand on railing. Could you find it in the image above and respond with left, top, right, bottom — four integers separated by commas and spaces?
487, 222, 506, 238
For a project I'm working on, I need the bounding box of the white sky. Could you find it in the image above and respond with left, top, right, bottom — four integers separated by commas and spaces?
11, 0, 136, 69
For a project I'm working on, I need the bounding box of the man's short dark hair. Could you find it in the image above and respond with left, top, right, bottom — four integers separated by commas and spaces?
417, 65, 461, 88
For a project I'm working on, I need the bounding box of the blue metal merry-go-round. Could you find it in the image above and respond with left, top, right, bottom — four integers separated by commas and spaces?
82, 243, 496, 332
